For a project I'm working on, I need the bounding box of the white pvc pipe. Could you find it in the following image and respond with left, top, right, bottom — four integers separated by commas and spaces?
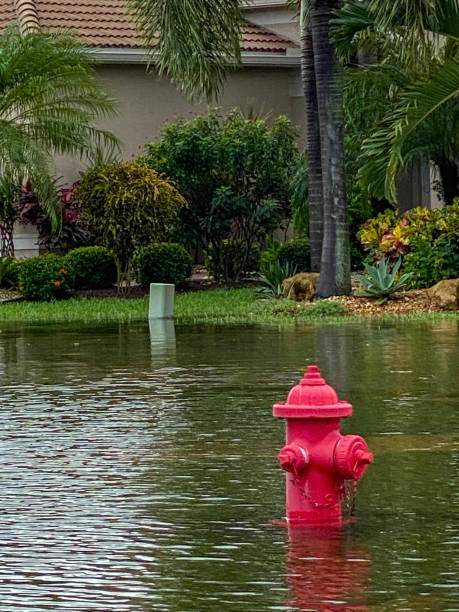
148, 283, 175, 319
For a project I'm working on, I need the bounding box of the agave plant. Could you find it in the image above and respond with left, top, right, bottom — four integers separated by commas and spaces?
256, 260, 298, 299
356, 257, 411, 304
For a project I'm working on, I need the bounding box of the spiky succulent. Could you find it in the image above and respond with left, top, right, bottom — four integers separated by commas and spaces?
356, 257, 411, 303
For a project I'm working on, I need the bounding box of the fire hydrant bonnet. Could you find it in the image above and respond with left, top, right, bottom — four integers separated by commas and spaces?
273, 365, 352, 419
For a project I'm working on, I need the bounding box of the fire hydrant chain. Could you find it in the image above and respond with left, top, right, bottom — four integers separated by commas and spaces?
291, 475, 347, 510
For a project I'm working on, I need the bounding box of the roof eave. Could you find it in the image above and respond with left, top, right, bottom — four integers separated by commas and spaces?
91, 48, 300, 67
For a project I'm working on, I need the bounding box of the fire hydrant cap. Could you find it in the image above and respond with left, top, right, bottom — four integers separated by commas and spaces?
334, 435, 374, 480
273, 365, 353, 418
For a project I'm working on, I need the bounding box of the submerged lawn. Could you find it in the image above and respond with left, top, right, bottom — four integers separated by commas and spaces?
0, 288, 457, 325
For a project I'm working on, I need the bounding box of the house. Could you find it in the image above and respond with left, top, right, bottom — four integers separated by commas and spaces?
0, 1, 308, 256
0, 1, 437, 256
1, 1, 305, 175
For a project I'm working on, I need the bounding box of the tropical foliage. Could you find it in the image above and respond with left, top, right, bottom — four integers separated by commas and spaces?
256, 260, 298, 299
16, 181, 89, 252
143, 109, 299, 281
359, 200, 459, 288
278, 238, 311, 272
334, 0, 459, 204
129, 0, 354, 296
356, 257, 411, 303
73, 161, 186, 290
0, 28, 119, 254
0, 256, 19, 289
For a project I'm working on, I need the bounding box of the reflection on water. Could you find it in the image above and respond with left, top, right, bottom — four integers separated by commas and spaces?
0, 320, 457, 610
149, 318, 176, 359
286, 525, 371, 610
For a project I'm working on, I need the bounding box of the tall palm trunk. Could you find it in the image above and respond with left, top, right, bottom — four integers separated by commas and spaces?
310, 0, 351, 297
301, 23, 323, 273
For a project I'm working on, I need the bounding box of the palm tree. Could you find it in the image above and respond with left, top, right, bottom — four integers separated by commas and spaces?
299, 1, 323, 274
309, 0, 350, 296
0, 28, 119, 255
334, 0, 459, 204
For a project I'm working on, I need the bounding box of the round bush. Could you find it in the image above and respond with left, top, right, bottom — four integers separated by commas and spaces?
65, 246, 117, 290
19, 254, 69, 301
133, 243, 192, 287
278, 238, 310, 272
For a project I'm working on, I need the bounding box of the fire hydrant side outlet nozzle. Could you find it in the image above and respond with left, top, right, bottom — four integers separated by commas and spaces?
273, 365, 373, 526
334, 435, 374, 480
278, 443, 309, 475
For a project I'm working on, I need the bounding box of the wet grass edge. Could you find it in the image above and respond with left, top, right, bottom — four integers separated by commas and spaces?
0, 288, 457, 325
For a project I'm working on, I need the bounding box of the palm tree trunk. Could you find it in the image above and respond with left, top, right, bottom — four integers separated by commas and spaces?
311, 0, 351, 297
301, 24, 323, 273
0, 221, 14, 257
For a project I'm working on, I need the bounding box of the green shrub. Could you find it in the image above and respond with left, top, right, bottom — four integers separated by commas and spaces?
359, 200, 459, 288
19, 254, 69, 301
403, 236, 459, 289
0, 257, 20, 289
256, 260, 298, 298
259, 240, 281, 270
347, 185, 375, 270
73, 161, 186, 289
143, 109, 299, 281
133, 243, 192, 287
65, 246, 117, 290
204, 239, 260, 281
278, 238, 310, 272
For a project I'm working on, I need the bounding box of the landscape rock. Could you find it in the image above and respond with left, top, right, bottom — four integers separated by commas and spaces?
427, 278, 459, 310
0, 289, 23, 304
282, 273, 320, 302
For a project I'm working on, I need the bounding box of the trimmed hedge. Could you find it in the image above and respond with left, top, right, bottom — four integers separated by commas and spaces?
65, 246, 117, 290
133, 243, 192, 287
19, 254, 69, 301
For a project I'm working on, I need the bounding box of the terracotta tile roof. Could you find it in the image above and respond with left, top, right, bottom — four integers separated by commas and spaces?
0, 1, 293, 53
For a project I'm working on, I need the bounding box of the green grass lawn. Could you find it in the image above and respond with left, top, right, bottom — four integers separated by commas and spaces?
0, 288, 457, 325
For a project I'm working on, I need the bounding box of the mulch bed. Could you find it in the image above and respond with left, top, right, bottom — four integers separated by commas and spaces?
328, 290, 441, 316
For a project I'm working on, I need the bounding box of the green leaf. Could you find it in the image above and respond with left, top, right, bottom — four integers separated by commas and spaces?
128, 0, 243, 101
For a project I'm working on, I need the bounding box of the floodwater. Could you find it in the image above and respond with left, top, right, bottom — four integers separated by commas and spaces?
0, 319, 457, 611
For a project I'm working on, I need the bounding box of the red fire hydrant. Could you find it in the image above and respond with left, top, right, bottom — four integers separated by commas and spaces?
273, 365, 373, 526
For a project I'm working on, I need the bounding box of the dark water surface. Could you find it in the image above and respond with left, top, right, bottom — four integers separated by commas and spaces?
0, 319, 457, 611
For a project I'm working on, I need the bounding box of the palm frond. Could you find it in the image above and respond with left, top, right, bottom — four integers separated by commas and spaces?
128, 0, 243, 101
359, 56, 459, 201
0, 28, 120, 231
331, 1, 374, 61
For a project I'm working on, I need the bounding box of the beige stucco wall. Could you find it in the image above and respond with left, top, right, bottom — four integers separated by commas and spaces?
56, 63, 305, 182
244, 6, 300, 44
